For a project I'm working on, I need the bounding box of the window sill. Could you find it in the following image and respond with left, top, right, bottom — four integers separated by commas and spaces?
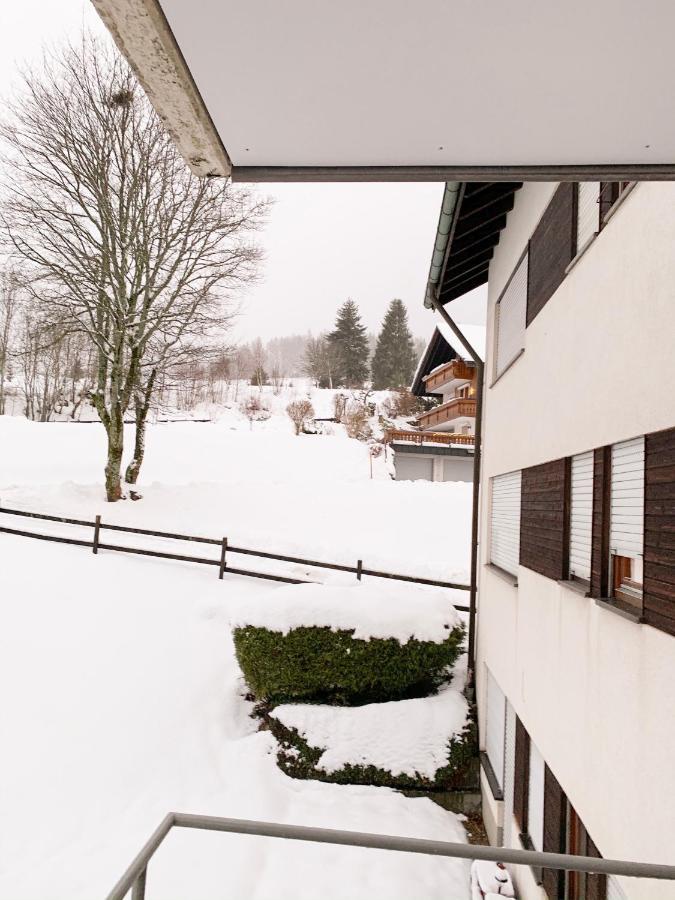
595, 597, 644, 624
484, 563, 518, 588
490, 348, 525, 389
558, 578, 590, 598
480, 751, 504, 801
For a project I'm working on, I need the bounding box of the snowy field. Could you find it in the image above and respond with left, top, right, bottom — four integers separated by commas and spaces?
0, 396, 474, 899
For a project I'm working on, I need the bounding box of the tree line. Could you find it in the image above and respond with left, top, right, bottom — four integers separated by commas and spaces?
303, 298, 418, 391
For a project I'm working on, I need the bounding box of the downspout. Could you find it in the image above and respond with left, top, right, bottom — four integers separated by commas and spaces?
424, 182, 482, 686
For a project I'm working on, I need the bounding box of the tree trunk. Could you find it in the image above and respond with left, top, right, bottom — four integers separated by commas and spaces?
124, 369, 156, 485
105, 413, 124, 502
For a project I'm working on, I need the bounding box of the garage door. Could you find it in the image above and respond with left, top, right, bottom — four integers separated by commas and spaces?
395, 455, 433, 481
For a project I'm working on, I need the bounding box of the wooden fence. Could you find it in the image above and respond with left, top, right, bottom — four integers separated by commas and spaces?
0, 505, 470, 608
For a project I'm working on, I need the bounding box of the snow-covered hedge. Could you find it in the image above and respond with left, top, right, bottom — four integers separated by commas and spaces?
269, 683, 476, 790
231, 583, 465, 705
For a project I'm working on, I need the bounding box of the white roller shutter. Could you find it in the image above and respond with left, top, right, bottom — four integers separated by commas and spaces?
569, 451, 593, 581
610, 437, 645, 558
577, 182, 600, 251
491, 471, 522, 576
485, 669, 506, 790
503, 702, 516, 848
495, 253, 528, 377
527, 740, 545, 851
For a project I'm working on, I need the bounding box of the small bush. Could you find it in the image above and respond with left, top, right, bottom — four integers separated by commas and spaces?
343, 404, 372, 441
270, 717, 477, 791
233, 623, 465, 705
286, 398, 315, 435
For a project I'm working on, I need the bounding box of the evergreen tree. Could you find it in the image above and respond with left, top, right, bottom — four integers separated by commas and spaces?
371, 299, 417, 389
327, 299, 370, 387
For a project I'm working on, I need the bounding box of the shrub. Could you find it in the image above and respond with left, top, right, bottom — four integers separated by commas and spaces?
286, 398, 315, 435
343, 404, 372, 441
232, 623, 465, 705
270, 717, 477, 791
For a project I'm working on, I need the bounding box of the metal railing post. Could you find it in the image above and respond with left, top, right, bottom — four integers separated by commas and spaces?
93, 515, 101, 555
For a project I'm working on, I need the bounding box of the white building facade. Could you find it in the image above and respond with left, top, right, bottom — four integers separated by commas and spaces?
472, 182, 675, 900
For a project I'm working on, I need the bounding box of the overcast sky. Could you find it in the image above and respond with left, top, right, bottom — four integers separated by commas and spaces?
0, 0, 487, 344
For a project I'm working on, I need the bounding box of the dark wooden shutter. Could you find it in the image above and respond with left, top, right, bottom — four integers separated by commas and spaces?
527, 184, 576, 325
513, 716, 530, 831
644, 426, 675, 635
520, 458, 569, 580
542, 766, 566, 900
590, 447, 611, 598
585, 833, 607, 900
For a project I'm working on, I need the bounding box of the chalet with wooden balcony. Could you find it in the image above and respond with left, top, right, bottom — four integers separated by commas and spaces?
386, 323, 485, 482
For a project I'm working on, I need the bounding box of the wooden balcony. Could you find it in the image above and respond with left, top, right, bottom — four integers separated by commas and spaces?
415, 397, 477, 431
384, 429, 476, 447
423, 358, 475, 392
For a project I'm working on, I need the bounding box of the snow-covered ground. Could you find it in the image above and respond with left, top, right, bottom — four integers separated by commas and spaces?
0, 394, 475, 899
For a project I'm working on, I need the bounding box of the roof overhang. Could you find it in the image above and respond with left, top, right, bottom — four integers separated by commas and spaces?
92, 0, 675, 182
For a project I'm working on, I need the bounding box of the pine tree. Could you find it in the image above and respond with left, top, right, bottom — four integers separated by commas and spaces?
327, 299, 370, 387
371, 299, 417, 390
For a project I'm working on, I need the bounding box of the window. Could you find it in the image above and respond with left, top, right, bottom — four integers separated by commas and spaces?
490, 471, 522, 576
456, 384, 470, 398
494, 252, 527, 378
576, 182, 600, 252
484, 668, 506, 794
610, 437, 644, 610
569, 451, 593, 584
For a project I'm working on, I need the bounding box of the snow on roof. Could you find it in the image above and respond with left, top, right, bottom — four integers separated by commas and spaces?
435, 322, 486, 362
229, 581, 462, 644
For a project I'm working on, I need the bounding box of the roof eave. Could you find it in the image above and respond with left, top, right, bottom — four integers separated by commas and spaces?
91, 0, 231, 178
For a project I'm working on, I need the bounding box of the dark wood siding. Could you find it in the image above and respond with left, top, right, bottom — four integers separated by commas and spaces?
542, 766, 566, 899
590, 447, 611, 598
584, 833, 607, 900
644, 426, 675, 635
527, 184, 576, 326
520, 458, 569, 581
513, 716, 530, 831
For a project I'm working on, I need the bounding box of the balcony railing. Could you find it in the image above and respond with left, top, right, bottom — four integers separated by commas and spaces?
384, 429, 475, 447
423, 358, 474, 392
416, 397, 477, 431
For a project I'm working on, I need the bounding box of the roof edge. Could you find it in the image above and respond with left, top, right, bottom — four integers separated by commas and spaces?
92, 0, 231, 178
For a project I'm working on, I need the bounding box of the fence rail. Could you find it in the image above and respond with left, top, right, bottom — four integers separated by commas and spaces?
0, 505, 470, 604
106, 811, 675, 900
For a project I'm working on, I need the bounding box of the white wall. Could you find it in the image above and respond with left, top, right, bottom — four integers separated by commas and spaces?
476, 182, 675, 900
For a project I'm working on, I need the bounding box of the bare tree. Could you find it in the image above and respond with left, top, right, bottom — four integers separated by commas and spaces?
1, 36, 268, 500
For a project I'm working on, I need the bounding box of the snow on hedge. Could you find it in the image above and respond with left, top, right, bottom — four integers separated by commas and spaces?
229, 581, 462, 644
272, 682, 470, 779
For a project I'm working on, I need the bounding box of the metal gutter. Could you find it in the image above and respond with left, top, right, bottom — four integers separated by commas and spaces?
231, 164, 675, 183
421, 181, 483, 685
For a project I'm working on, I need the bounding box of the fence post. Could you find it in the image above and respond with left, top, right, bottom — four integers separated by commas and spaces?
93, 515, 101, 555
219, 537, 228, 580
131, 867, 146, 900
356, 559, 363, 581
